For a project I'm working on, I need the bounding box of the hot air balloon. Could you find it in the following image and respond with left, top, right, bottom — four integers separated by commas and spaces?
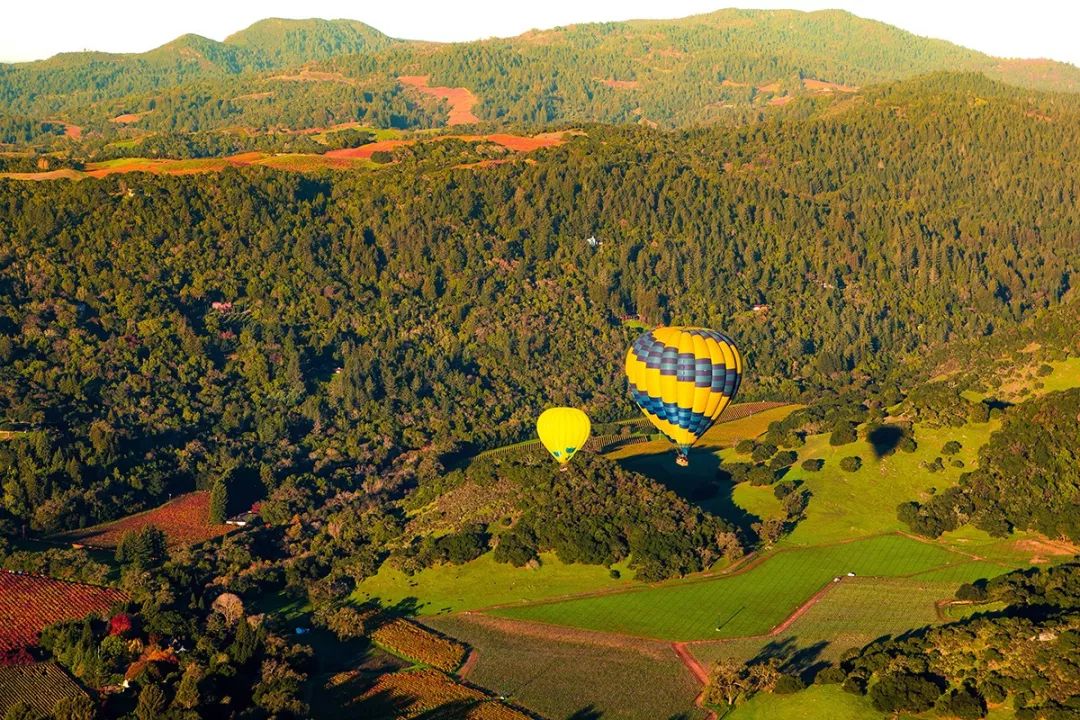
625, 327, 742, 466
536, 407, 591, 470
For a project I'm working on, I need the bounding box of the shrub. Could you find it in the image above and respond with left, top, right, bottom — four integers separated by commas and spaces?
868, 672, 943, 713
769, 450, 798, 469
747, 465, 777, 486
773, 480, 799, 499
815, 666, 846, 685
722, 463, 753, 483
735, 440, 755, 455
493, 527, 538, 567
942, 440, 962, 455
839, 456, 862, 472
801, 458, 824, 472
829, 423, 858, 446
937, 686, 986, 720
898, 436, 918, 453
1036, 364, 1053, 376
751, 443, 778, 463
955, 582, 988, 601
773, 674, 806, 694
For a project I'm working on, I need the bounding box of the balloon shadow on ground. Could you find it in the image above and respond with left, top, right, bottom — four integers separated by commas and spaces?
867, 424, 904, 458
613, 448, 761, 537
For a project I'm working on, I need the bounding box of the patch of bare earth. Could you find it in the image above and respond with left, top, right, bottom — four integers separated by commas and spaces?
399, 75, 480, 125
44, 120, 82, 139
602, 79, 640, 89
803, 78, 859, 93
1016, 538, 1079, 564
111, 112, 151, 124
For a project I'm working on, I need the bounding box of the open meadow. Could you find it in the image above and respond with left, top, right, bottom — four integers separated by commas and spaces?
487, 533, 979, 640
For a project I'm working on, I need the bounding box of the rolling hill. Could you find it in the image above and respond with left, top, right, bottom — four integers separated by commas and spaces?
2, 9, 1078, 135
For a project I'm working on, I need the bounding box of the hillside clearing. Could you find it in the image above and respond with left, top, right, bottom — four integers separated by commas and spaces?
55, 491, 232, 548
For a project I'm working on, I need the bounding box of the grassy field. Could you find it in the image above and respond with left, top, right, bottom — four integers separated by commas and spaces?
726, 685, 889, 720
773, 420, 997, 547
489, 534, 970, 641
727, 684, 1017, 720
687, 576, 956, 670
352, 552, 634, 615
426, 615, 707, 720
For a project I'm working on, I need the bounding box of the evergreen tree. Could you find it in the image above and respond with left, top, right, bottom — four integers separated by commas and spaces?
209, 478, 229, 525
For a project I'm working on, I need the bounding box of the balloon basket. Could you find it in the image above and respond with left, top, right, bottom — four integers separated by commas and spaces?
675, 455, 689, 467
559, 465, 570, 473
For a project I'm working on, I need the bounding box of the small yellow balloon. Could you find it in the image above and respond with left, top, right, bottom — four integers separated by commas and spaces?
536, 407, 591, 467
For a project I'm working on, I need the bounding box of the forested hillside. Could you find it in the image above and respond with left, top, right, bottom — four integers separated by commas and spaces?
1, 73, 1077, 536
2, 9, 1079, 144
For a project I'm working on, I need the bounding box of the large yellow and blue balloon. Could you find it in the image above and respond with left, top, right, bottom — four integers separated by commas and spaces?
625, 327, 742, 466
536, 407, 591, 469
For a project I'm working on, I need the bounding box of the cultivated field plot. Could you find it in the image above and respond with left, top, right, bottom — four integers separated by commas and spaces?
57, 491, 232, 548
0, 571, 126, 651
371, 618, 468, 672
426, 614, 707, 720
0, 662, 90, 717
489, 534, 970, 641
686, 576, 959, 669
340, 668, 531, 719
353, 552, 633, 615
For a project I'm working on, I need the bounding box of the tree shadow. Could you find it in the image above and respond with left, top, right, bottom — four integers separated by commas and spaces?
867, 424, 904, 458
615, 448, 760, 536
568, 706, 604, 720
750, 637, 831, 682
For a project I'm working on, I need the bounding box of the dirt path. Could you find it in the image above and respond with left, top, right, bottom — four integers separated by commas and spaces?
457, 648, 480, 679
766, 580, 837, 636
671, 643, 717, 720
672, 642, 710, 684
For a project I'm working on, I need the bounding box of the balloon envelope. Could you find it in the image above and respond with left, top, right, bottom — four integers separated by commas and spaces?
625, 327, 742, 462
536, 407, 591, 465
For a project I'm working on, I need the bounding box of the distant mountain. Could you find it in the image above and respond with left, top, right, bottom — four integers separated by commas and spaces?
0, 19, 397, 115
1, 9, 1078, 132
223, 18, 397, 65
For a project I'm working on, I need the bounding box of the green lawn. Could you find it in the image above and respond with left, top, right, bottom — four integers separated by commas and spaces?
352, 552, 634, 615
490, 534, 966, 641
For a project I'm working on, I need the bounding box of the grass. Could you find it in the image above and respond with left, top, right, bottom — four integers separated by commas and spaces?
771, 420, 998, 547
425, 615, 707, 720
489, 534, 965, 641
688, 576, 954, 670
725, 684, 883, 720
352, 552, 633, 615
1034, 357, 1080, 393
